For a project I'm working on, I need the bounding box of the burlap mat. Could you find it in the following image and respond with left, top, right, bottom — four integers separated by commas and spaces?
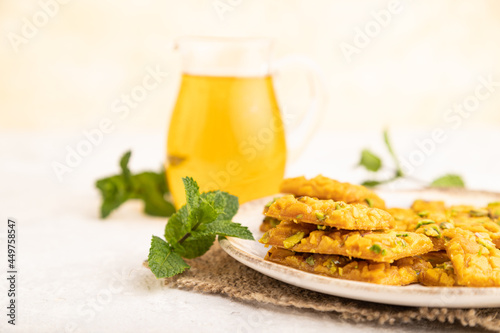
149, 243, 500, 332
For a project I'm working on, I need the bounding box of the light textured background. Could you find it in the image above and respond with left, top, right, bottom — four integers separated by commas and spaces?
1, 0, 500, 132
2, 3, 500, 331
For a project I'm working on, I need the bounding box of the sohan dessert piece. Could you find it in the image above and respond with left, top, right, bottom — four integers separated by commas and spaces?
386, 208, 418, 231
387, 202, 448, 232
446, 205, 500, 249
265, 247, 431, 286
411, 200, 446, 214
453, 217, 500, 249
280, 175, 386, 209
259, 221, 434, 263
447, 205, 479, 219
418, 251, 458, 287
265, 195, 395, 230
443, 228, 500, 287
419, 261, 458, 287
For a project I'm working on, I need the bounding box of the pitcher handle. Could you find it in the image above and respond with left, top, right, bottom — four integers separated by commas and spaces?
271, 55, 328, 163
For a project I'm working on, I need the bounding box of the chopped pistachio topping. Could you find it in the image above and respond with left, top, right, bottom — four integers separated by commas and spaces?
259, 232, 270, 244
470, 209, 488, 217
315, 211, 326, 221
335, 202, 346, 210
317, 225, 327, 230
283, 232, 305, 249
365, 198, 373, 207
439, 221, 453, 230
397, 239, 408, 248
305, 256, 315, 266
436, 262, 454, 271
417, 211, 429, 217
265, 197, 279, 207
369, 244, 383, 254
423, 226, 441, 238
295, 214, 303, 219
476, 236, 495, 250
415, 219, 435, 230
396, 233, 409, 237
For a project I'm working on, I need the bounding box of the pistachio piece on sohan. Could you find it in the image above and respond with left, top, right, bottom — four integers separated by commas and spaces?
259, 231, 270, 244
283, 232, 305, 249
439, 221, 453, 230
415, 219, 435, 230
470, 209, 488, 217
305, 256, 315, 266
270, 219, 280, 228
423, 226, 441, 238
365, 198, 373, 207
315, 211, 326, 221
335, 203, 346, 210
417, 211, 429, 217
369, 244, 383, 254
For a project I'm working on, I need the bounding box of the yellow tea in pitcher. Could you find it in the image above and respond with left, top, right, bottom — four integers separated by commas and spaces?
166, 74, 287, 208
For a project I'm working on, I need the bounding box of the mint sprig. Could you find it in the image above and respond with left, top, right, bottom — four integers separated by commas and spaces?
359, 130, 465, 188
148, 177, 254, 278
95, 151, 175, 218
358, 149, 382, 172
430, 174, 465, 188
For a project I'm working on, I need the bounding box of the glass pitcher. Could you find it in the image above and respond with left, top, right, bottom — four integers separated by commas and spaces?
167, 37, 325, 208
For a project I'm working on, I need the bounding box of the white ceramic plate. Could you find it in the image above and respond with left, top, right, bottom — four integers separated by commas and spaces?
219, 188, 500, 308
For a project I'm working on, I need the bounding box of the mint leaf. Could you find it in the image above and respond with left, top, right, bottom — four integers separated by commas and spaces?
383, 129, 404, 177
135, 171, 175, 217
201, 191, 239, 221
199, 219, 254, 240
183, 177, 201, 212
148, 177, 255, 279
95, 151, 175, 218
175, 234, 216, 259
430, 174, 465, 188
163, 186, 251, 259
120, 151, 132, 181
359, 149, 382, 172
361, 180, 383, 187
148, 236, 190, 278
96, 174, 131, 218
164, 205, 190, 245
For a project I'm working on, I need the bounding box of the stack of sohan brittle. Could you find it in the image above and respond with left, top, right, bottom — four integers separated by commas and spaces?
259, 175, 500, 287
